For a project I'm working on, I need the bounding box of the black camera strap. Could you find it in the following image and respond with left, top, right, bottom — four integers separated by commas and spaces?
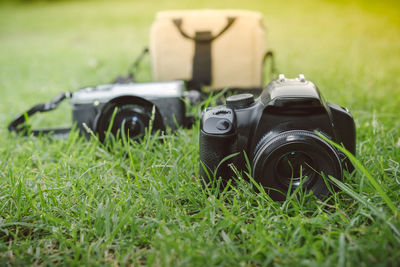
8, 48, 150, 138
114, 47, 150, 84
8, 92, 72, 138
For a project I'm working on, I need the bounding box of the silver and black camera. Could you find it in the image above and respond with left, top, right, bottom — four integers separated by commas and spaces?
70, 80, 192, 141
9, 80, 194, 141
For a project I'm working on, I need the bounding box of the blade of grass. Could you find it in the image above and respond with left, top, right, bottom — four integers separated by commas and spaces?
316, 131, 398, 216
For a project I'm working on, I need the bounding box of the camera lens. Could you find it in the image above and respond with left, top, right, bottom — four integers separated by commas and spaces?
253, 130, 342, 201
113, 104, 151, 139
95, 96, 165, 142
276, 151, 314, 186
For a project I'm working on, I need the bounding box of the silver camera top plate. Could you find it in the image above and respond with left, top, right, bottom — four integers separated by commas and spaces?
70, 80, 185, 105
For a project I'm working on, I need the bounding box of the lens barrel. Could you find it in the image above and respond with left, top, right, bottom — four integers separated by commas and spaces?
253, 130, 342, 201
95, 96, 164, 142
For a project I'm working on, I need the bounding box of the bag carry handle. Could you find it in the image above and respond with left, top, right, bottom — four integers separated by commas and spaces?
172, 17, 236, 42
172, 17, 236, 91
8, 92, 72, 138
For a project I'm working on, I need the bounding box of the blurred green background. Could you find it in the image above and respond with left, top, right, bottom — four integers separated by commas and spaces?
1, 0, 399, 122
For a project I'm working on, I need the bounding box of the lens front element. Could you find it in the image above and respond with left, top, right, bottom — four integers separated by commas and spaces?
276, 151, 314, 186
113, 104, 151, 140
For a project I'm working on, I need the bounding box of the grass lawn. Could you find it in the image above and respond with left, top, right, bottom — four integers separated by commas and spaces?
1, 0, 400, 265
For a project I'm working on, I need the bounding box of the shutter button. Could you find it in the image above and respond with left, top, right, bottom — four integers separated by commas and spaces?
216, 119, 231, 131
227, 94, 254, 109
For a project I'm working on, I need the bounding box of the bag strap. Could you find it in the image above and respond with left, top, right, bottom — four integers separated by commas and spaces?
172, 17, 236, 91
172, 17, 236, 42
8, 92, 72, 138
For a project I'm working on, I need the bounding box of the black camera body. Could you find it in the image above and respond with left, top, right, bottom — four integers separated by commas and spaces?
200, 75, 356, 200
70, 80, 188, 141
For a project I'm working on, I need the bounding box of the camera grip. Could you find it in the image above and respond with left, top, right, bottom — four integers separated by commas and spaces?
199, 130, 236, 186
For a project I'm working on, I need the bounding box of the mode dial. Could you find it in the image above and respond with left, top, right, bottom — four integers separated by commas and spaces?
226, 93, 254, 109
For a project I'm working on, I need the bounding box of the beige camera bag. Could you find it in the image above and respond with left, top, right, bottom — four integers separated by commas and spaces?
150, 10, 269, 91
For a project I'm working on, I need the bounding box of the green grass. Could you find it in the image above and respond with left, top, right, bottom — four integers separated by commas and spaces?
1, 0, 400, 265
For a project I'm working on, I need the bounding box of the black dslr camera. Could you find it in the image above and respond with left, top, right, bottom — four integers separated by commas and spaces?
9, 80, 193, 141
199, 74, 356, 200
